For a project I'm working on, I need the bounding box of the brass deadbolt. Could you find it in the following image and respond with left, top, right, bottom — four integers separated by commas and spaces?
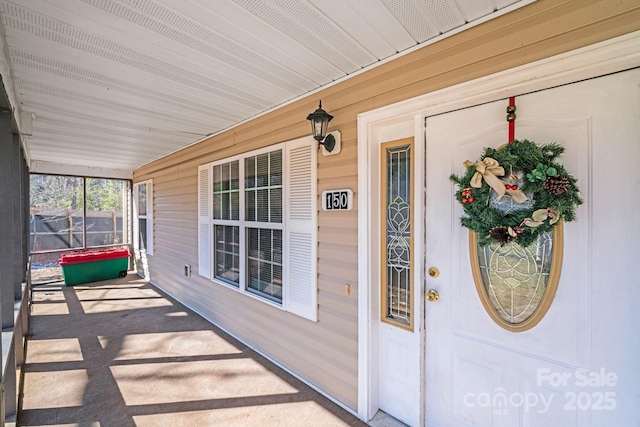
428, 267, 439, 278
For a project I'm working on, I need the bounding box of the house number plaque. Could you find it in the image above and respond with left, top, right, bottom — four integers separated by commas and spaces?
322, 189, 353, 211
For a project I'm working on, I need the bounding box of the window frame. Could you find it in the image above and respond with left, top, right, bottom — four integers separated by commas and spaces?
198, 137, 317, 320
133, 179, 153, 256
210, 144, 284, 303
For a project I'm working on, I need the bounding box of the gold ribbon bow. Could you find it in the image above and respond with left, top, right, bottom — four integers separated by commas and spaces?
463, 157, 528, 204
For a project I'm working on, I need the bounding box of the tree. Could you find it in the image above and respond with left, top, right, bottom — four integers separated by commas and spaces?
30, 175, 83, 210
30, 175, 125, 211
86, 178, 124, 211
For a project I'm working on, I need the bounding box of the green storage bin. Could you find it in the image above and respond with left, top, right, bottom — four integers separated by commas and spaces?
60, 248, 130, 286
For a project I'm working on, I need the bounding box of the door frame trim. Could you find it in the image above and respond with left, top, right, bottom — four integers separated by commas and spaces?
356, 30, 640, 423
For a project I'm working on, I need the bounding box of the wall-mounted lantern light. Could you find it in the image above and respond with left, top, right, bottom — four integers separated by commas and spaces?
306, 100, 335, 152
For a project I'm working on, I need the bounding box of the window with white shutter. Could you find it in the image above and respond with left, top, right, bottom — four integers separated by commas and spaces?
133, 180, 153, 256
197, 137, 317, 320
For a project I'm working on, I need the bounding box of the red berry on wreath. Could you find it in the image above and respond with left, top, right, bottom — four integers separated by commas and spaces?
467, 197, 474, 203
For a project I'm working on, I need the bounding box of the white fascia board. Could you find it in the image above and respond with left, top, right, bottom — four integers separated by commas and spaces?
30, 160, 132, 180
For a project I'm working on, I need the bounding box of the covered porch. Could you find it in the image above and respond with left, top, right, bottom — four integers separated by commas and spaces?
1, 0, 639, 426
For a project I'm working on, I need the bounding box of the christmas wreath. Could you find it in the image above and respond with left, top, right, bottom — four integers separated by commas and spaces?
450, 139, 583, 247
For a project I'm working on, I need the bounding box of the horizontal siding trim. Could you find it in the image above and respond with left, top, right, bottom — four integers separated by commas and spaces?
318, 300, 359, 326
318, 227, 358, 248
318, 243, 358, 264
154, 183, 196, 196
318, 213, 358, 230
150, 210, 196, 220
317, 258, 358, 282
154, 194, 196, 205
154, 221, 195, 231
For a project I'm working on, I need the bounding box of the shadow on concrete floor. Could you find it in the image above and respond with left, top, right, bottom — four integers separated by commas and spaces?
19, 275, 367, 427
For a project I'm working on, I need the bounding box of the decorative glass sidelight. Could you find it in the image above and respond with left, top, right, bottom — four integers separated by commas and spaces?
381, 141, 413, 330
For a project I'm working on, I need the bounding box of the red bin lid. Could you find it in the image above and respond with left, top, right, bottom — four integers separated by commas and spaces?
59, 248, 130, 265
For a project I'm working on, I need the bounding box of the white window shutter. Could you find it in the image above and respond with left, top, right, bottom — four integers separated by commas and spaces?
132, 184, 140, 253
145, 180, 154, 256
285, 138, 317, 321
198, 165, 212, 278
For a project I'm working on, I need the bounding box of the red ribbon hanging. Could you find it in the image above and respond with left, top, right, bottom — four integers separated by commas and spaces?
508, 96, 516, 144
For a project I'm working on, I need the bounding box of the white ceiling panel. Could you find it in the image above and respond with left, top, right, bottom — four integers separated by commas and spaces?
307, 0, 397, 60
381, 0, 439, 41
455, 0, 495, 22
496, 0, 523, 8
8, 1, 304, 101
160, 0, 343, 83
0, 0, 535, 176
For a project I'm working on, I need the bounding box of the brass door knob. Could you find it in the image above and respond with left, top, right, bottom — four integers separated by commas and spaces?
426, 289, 440, 302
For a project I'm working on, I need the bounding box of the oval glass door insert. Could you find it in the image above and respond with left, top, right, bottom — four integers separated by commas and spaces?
469, 223, 563, 332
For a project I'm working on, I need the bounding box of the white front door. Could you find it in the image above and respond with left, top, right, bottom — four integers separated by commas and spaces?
424, 69, 640, 426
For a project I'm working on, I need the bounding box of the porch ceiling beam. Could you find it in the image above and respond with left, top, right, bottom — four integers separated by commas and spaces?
30, 160, 132, 180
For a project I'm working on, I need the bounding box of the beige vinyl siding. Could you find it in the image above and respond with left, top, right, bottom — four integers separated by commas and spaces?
133, 0, 640, 411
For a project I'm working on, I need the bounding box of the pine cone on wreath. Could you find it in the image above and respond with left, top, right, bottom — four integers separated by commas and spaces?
489, 226, 516, 245
543, 176, 571, 195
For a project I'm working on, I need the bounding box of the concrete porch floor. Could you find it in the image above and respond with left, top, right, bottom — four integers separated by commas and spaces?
19, 274, 367, 427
